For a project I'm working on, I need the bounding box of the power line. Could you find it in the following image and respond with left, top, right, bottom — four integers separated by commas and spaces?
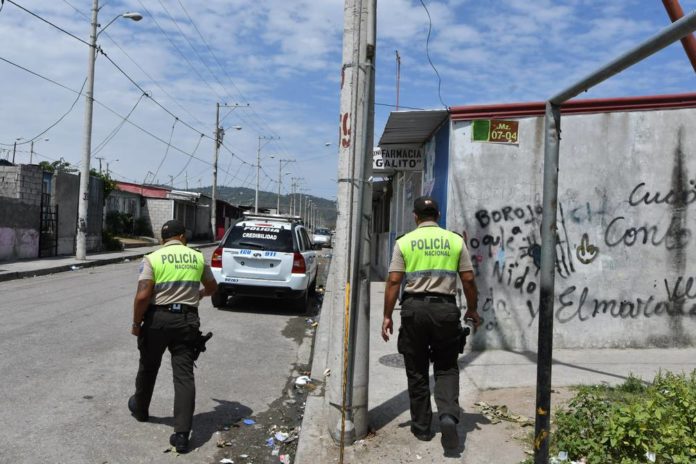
0, 54, 221, 177
157, 0, 230, 97
174, 0, 255, 108
419, 0, 447, 108
375, 102, 425, 110
134, 0, 229, 102
59, 0, 208, 129
92, 92, 145, 155
0, 77, 87, 147
151, 117, 178, 182
7, 0, 217, 148
5, 0, 90, 46
3, 1, 285, 188
171, 133, 204, 182
172, 0, 296, 154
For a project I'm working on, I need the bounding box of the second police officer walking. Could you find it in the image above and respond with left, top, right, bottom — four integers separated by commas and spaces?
128, 220, 218, 453
382, 196, 480, 452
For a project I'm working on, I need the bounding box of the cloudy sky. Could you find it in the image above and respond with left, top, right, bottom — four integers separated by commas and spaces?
1, 0, 695, 201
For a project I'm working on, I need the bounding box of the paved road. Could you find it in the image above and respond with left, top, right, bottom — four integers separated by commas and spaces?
0, 248, 328, 463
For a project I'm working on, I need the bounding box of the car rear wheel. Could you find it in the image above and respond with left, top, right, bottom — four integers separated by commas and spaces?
211, 291, 228, 309
292, 289, 309, 312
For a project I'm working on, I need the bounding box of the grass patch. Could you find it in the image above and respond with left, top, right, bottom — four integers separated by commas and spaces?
523, 371, 696, 463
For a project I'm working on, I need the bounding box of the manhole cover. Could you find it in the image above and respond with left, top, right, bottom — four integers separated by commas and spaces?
378, 353, 404, 368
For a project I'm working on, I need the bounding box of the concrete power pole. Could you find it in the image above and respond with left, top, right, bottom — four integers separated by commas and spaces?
325, 0, 376, 451
212, 103, 243, 239
75, 0, 99, 260
211, 102, 221, 240
277, 159, 295, 213
255, 135, 277, 213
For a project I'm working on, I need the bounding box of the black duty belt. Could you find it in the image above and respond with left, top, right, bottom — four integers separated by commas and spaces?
149, 303, 198, 314
403, 293, 456, 304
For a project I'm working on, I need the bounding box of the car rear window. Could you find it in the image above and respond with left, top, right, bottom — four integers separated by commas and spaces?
223, 224, 294, 252
315, 228, 331, 235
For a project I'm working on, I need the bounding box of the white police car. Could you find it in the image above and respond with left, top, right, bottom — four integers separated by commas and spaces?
210, 213, 317, 310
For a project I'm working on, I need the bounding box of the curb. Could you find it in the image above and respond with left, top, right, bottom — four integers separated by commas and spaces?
0, 254, 148, 283
0, 243, 218, 283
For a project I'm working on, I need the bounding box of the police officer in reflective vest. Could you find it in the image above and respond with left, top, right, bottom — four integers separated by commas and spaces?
128, 220, 218, 453
382, 196, 480, 451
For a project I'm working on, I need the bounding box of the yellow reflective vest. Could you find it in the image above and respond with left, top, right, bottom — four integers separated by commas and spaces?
397, 225, 463, 282
148, 244, 205, 293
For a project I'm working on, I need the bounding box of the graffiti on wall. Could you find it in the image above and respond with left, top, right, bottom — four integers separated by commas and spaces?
464, 180, 696, 332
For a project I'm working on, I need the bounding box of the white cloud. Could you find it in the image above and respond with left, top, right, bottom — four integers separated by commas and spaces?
2, 0, 696, 200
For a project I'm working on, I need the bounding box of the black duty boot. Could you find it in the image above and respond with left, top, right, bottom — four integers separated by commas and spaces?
169, 432, 190, 454
440, 414, 459, 450
128, 395, 149, 422
410, 425, 434, 442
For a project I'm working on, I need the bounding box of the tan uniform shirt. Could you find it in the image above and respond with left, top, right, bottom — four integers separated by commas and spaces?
138, 240, 215, 306
388, 221, 473, 295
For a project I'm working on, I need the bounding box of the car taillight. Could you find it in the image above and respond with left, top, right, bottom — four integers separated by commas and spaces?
292, 252, 306, 274
211, 247, 223, 268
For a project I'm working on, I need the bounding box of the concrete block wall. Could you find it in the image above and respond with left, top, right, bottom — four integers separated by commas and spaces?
0, 165, 43, 206
145, 198, 173, 241
0, 167, 21, 199
448, 108, 696, 350
0, 165, 43, 260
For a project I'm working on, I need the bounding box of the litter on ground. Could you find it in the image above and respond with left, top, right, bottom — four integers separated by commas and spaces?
474, 401, 534, 426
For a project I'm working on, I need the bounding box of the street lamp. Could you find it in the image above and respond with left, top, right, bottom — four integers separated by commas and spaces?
76, 2, 142, 260
106, 158, 119, 176
255, 135, 277, 213
277, 159, 295, 213
12, 137, 23, 164
29, 138, 49, 164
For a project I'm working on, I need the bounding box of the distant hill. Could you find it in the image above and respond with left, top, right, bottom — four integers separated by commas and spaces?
192, 185, 337, 228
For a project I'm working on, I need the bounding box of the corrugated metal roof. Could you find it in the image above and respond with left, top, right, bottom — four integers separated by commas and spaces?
379, 110, 448, 146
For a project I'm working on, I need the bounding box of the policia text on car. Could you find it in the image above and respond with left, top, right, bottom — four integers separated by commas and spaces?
128, 220, 218, 454
382, 196, 480, 453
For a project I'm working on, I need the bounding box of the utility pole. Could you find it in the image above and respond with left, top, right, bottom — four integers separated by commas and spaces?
290, 178, 302, 215
212, 102, 221, 239
95, 156, 104, 173
325, 0, 376, 452
255, 135, 277, 213
277, 159, 295, 213
395, 49, 401, 111
212, 103, 243, 240
75, 0, 99, 260
29, 141, 33, 164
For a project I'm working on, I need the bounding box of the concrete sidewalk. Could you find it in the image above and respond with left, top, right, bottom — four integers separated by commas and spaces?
0, 241, 217, 282
296, 282, 696, 463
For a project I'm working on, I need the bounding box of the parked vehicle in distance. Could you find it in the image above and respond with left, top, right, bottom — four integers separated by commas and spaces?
210, 212, 317, 310
312, 227, 332, 249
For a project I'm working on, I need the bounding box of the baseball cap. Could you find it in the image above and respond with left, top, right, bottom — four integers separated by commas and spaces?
161, 220, 186, 240
413, 196, 439, 217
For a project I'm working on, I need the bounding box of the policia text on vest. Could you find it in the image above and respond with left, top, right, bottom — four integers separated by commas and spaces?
157, 250, 202, 270
407, 236, 453, 256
